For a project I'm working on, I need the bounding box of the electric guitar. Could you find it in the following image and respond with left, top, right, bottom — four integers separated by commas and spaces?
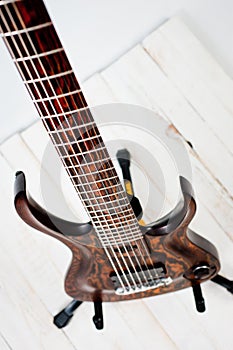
0, 0, 220, 306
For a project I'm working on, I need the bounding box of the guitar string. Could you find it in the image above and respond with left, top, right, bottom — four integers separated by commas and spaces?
9, 2, 154, 284
1, 2, 142, 290
0, 5, 131, 291
6, 0, 159, 288
1, 0, 160, 288
5, 0, 160, 288
11, 2, 154, 288
11, 4, 148, 290
1, 1, 157, 288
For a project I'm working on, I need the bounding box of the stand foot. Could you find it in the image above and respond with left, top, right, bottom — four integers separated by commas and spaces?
54, 300, 83, 328
192, 284, 206, 313
92, 301, 104, 330
211, 274, 233, 294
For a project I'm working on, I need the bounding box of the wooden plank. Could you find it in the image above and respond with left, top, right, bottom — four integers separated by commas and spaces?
21, 122, 89, 222
0, 156, 76, 350
154, 18, 233, 115
0, 334, 11, 350
101, 45, 233, 195
143, 23, 233, 154
191, 155, 233, 242
83, 73, 116, 106
111, 300, 176, 350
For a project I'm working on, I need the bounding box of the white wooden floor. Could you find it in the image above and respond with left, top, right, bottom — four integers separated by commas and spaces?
1, 18, 233, 349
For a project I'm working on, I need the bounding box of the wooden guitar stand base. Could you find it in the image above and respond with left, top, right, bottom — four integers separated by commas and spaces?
14, 149, 233, 330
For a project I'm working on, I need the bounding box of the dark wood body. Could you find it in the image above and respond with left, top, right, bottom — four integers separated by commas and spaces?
14, 172, 220, 302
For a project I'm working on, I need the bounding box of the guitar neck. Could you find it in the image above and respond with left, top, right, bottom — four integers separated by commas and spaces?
0, 0, 142, 244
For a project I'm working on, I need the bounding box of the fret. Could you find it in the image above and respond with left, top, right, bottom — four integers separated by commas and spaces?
98, 229, 142, 237
88, 206, 132, 216
35, 89, 88, 117
45, 107, 91, 122
97, 232, 143, 246
56, 138, 102, 152
99, 235, 142, 242
81, 201, 130, 214
1, 8, 61, 58
71, 166, 116, 178
13, 47, 64, 62
0, 21, 52, 37
91, 211, 135, 220
92, 217, 138, 227
79, 182, 122, 193
60, 149, 109, 163
0, 0, 141, 243
17, 50, 74, 81
62, 151, 108, 165
80, 189, 126, 200
64, 157, 112, 169
60, 134, 102, 149
73, 174, 119, 185
98, 226, 141, 233
26, 74, 82, 100
99, 225, 141, 232
100, 237, 143, 246
77, 186, 124, 197
47, 122, 96, 138
82, 197, 129, 209
97, 228, 141, 235
0, 0, 22, 5
2, 0, 51, 31
84, 201, 131, 211
76, 178, 121, 193
91, 216, 137, 225
98, 224, 141, 231
51, 127, 101, 146
32, 88, 82, 102
59, 146, 108, 159
23, 69, 74, 84
91, 213, 136, 223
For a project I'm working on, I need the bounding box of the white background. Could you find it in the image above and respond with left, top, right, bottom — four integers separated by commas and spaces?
0, 0, 232, 143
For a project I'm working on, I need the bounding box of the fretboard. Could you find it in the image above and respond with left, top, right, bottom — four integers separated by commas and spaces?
0, 0, 142, 246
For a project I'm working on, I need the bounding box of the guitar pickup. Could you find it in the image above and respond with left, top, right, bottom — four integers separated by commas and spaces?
110, 264, 173, 295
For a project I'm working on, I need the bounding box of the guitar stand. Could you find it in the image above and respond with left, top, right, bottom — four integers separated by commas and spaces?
14, 149, 233, 330
53, 300, 103, 330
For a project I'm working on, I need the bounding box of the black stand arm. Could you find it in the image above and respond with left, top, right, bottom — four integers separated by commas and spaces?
54, 300, 83, 328
192, 284, 206, 313
211, 274, 233, 294
116, 149, 143, 220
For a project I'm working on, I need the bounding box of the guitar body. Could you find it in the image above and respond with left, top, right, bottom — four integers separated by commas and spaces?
15, 172, 220, 302
65, 230, 219, 302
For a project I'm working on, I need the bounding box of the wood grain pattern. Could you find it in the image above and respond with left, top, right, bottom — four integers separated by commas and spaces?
0, 0, 142, 236
14, 171, 220, 302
